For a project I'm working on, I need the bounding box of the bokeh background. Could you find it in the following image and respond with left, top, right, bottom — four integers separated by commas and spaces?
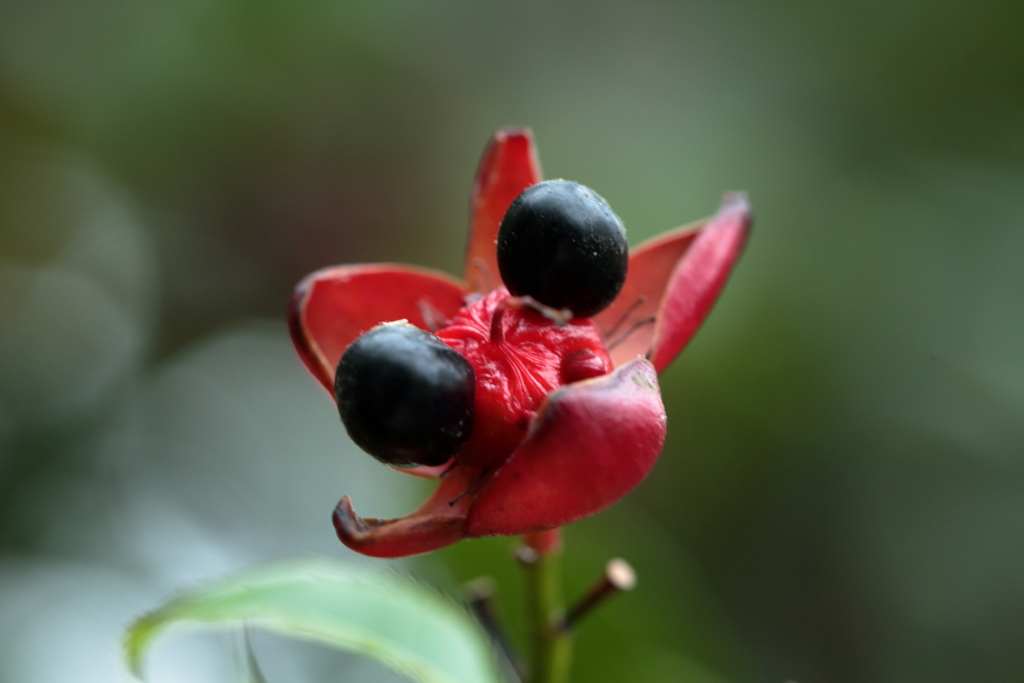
1, 0, 1022, 681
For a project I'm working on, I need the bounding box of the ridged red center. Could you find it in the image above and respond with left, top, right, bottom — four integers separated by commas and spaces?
437, 287, 611, 467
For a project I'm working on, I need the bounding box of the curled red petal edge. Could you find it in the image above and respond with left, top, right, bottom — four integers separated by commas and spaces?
465, 358, 667, 537
464, 127, 543, 294
333, 497, 466, 558
648, 193, 753, 373
332, 464, 485, 557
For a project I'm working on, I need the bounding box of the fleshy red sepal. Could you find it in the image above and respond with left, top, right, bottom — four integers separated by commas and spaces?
464, 128, 542, 294
593, 222, 702, 368
465, 358, 666, 537
331, 464, 485, 557
289, 264, 466, 392
648, 194, 752, 372
333, 496, 466, 558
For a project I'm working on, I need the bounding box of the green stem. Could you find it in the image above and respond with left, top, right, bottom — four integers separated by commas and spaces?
521, 531, 572, 683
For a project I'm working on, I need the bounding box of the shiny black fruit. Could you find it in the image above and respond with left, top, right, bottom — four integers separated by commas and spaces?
497, 180, 628, 318
335, 322, 475, 467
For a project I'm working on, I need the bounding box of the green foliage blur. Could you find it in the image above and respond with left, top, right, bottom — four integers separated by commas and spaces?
0, 0, 1021, 681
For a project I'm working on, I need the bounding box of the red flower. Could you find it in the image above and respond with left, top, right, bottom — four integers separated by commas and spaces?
289, 128, 751, 557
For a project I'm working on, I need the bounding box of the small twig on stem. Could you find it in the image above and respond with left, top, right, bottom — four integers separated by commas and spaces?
561, 558, 636, 631
465, 577, 525, 682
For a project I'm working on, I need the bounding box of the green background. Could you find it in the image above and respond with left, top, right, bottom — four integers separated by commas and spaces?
0, 1, 1021, 681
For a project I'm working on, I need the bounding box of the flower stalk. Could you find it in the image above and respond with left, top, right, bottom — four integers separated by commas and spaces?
519, 530, 572, 683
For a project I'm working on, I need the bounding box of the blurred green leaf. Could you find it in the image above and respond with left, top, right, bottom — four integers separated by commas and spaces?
125, 558, 502, 683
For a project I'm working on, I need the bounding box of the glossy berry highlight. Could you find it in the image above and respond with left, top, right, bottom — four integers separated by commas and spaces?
334, 322, 475, 468
497, 180, 628, 318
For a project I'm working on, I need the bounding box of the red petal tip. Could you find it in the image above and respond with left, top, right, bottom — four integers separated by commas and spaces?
720, 190, 752, 214
496, 125, 534, 138
465, 128, 543, 293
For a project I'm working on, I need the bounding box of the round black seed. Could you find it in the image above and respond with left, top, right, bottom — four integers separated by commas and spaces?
334, 322, 475, 467
497, 180, 628, 318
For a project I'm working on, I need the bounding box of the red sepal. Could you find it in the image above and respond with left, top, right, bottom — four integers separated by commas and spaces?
465, 359, 666, 537
289, 264, 466, 392
464, 128, 542, 294
332, 464, 485, 557
593, 222, 702, 368
648, 194, 752, 372
594, 194, 752, 371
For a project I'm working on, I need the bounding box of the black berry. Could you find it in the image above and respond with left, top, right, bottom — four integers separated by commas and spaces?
497, 180, 628, 318
335, 322, 475, 467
